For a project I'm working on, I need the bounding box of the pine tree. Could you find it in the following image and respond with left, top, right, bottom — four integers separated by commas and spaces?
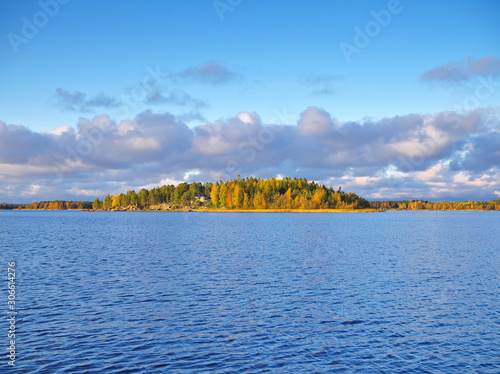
93, 198, 102, 210
103, 195, 112, 210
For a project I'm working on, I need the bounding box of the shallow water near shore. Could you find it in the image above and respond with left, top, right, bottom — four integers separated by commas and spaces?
1, 210, 499, 373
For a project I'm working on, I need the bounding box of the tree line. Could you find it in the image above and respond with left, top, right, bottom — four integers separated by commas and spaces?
370, 200, 500, 211
92, 177, 371, 210
0, 203, 21, 210
0, 201, 93, 210
4, 181, 498, 211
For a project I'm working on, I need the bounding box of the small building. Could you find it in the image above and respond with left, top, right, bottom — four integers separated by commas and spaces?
195, 194, 210, 202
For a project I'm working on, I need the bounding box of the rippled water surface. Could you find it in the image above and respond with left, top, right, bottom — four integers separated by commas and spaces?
1, 210, 499, 373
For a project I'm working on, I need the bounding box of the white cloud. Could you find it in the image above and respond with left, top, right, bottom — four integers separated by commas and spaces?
298, 107, 333, 135
67, 187, 105, 197
415, 163, 445, 182
1, 106, 499, 202
124, 136, 161, 151
237, 111, 259, 125
45, 126, 74, 136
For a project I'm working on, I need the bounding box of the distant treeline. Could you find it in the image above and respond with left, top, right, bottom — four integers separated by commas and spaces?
0, 201, 93, 210
92, 177, 371, 210
370, 200, 500, 211
0, 203, 22, 210
4, 182, 498, 212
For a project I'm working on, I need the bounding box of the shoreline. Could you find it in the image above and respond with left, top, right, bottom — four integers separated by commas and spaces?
82, 208, 382, 213
189, 208, 381, 213
5, 208, 500, 213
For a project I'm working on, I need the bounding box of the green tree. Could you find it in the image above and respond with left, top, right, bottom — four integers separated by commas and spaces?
127, 190, 138, 205
120, 193, 130, 206
219, 183, 228, 207
138, 189, 149, 205
103, 195, 112, 210
92, 198, 102, 210
174, 183, 189, 203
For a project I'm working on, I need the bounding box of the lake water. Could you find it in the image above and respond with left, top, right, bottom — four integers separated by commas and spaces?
1, 210, 499, 373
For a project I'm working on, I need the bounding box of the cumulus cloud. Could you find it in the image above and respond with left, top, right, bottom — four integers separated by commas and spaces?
449, 132, 500, 172
1, 107, 499, 202
298, 107, 333, 135
421, 56, 500, 84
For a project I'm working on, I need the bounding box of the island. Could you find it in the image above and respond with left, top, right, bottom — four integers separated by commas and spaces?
2, 177, 499, 212
2, 177, 374, 212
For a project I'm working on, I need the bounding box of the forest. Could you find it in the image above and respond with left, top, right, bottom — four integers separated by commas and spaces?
3, 179, 500, 211
370, 200, 500, 211
0, 201, 93, 210
91, 177, 371, 211
0, 203, 22, 210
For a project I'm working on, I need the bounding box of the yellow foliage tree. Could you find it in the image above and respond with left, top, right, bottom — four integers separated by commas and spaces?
285, 188, 293, 208
253, 191, 263, 209
112, 195, 121, 208
219, 183, 227, 207
312, 189, 326, 209
210, 183, 219, 208
226, 188, 233, 208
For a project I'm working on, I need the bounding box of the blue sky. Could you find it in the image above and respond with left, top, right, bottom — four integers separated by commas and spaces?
1, 0, 500, 202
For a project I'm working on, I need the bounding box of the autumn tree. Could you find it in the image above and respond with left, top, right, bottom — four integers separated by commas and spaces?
312, 189, 327, 209
112, 195, 121, 208
226, 186, 233, 208
219, 183, 228, 207
285, 188, 293, 209
210, 183, 220, 208
90, 177, 375, 211
234, 183, 244, 208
